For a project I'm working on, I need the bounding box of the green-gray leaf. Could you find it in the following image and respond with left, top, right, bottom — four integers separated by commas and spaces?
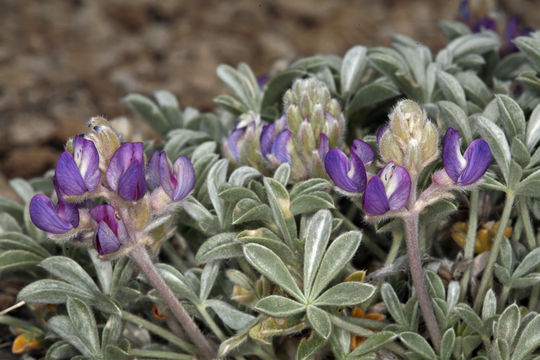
341, 45, 367, 94
511, 314, 540, 360
304, 210, 333, 297
123, 94, 169, 135
476, 116, 510, 183
496, 95, 526, 139
381, 283, 407, 328
307, 306, 332, 340
440, 328, 456, 360
254, 295, 305, 317
67, 298, 100, 356
243, 243, 305, 302
496, 303, 520, 346
309, 231, 361, 299
400, 332, 437, 360
206, 299, 255, 330
40, 256, 100, 294
313, 282, 375, 306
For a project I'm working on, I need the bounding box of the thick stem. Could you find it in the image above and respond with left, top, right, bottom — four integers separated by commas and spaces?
130, 246, 216, 360
473, 192, 515, 312
404, 214, 441, 353
459, 190, 479, 302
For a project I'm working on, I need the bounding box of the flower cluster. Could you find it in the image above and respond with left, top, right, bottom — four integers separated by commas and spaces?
458, 0, 532, 54
224, 78, 345, 182
29, 117, 195, 257
324, 100, 492, 217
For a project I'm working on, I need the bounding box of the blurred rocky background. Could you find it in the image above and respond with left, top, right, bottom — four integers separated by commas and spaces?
0, 0, 538, 200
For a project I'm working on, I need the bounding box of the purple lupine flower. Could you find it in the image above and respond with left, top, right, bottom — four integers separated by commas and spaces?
271, 130, 292, 164
363, 162, 411, 216
90, 205, 122, 255
504, 17, 532, 53
55, 135, 100, 196
29, 177, 80, 234
318, 133, 329, 160
106, 142, 146, 201
458, 0, 471, 24
442, 128, 491, 186
158, 153, 196, 202
146, 150, 161, 190
226, 128, 246, 163
260, 123, 276, 158
324, 139, 374, 193
472, 17, 497, 33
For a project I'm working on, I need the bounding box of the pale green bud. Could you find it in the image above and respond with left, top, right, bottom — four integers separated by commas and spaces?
287, 104, 303, 133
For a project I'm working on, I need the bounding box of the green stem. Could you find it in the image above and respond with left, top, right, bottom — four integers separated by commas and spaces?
459, 190, 479, 302
130, 246, 216, 359
499, 285, 511, 313
332, 210, 386, 261
197, 305, 226, 341
121, 311, 197, 354
473, 191, 515, 312
128, 349, 193, 359
519, 196, 535, 250
386, 231, 403, 266
328, 314, 374, 337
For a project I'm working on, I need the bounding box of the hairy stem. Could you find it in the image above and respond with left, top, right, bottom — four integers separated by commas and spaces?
121, 310, 197, 353
459, 189, 479, 302
404, 214, 441, 353
473, 191, 515, 312
130, 246, 215, 359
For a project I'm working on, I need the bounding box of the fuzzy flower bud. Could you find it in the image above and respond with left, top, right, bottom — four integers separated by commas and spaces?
379, 100, 439, 176
85, 117, 122, 173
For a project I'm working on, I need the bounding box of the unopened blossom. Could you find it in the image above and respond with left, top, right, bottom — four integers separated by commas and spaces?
55, 135, 100, 197
106, 142, 146, 201
441, 128, 491, 186
362, 162, 411, 216
324, 139, 374, 194
90, 205, 122, 255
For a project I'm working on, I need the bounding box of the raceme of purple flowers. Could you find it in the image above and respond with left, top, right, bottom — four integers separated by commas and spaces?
30, 132, 196, 256
324, 128, 491, 216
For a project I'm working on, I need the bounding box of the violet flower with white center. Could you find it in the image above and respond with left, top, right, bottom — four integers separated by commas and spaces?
442, 128, 491, 186
324, 140, 372, 193
90, 205, 122, 256
158, 153, 196, 202
363, 162, 411, 216
55, 135, 100, 197
106, 142, 146, 201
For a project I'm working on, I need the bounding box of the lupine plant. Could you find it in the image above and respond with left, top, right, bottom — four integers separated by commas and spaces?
2, 8, 540, 360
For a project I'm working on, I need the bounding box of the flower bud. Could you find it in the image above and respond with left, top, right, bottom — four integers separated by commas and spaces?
86, 117, 121, 173
380, 100, 439, 175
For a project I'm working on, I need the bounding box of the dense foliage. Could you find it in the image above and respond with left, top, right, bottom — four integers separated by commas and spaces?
2, 15, 540, 360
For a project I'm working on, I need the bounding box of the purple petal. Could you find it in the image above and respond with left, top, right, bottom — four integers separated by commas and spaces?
146, 151, 161, 190
159, 152, 176, 200
351, 139, 375, 165
325, 149, 366, 193
53, 176, 79, 228
260, 123, 275, 157
458, 0, 471, 23
73, 136, 100, 192
170, 156, 196, 201
106, 142, 144, 191
94, 221, 121, 255
349, 151, 368, 191
227, 128, 245, 162
272, 130, 292, 164
385, 165, 411, 211
318, 133, 329, 160
473, 17, 497, 33
459, 139, 492, 185
29, 194, 74, 234
55, 152, 87, 196
442, 128, 466, 182
90, 205, 118, 235
376, 125, 389, 147
362, 177, 389, 215
118, 161, 147, 201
